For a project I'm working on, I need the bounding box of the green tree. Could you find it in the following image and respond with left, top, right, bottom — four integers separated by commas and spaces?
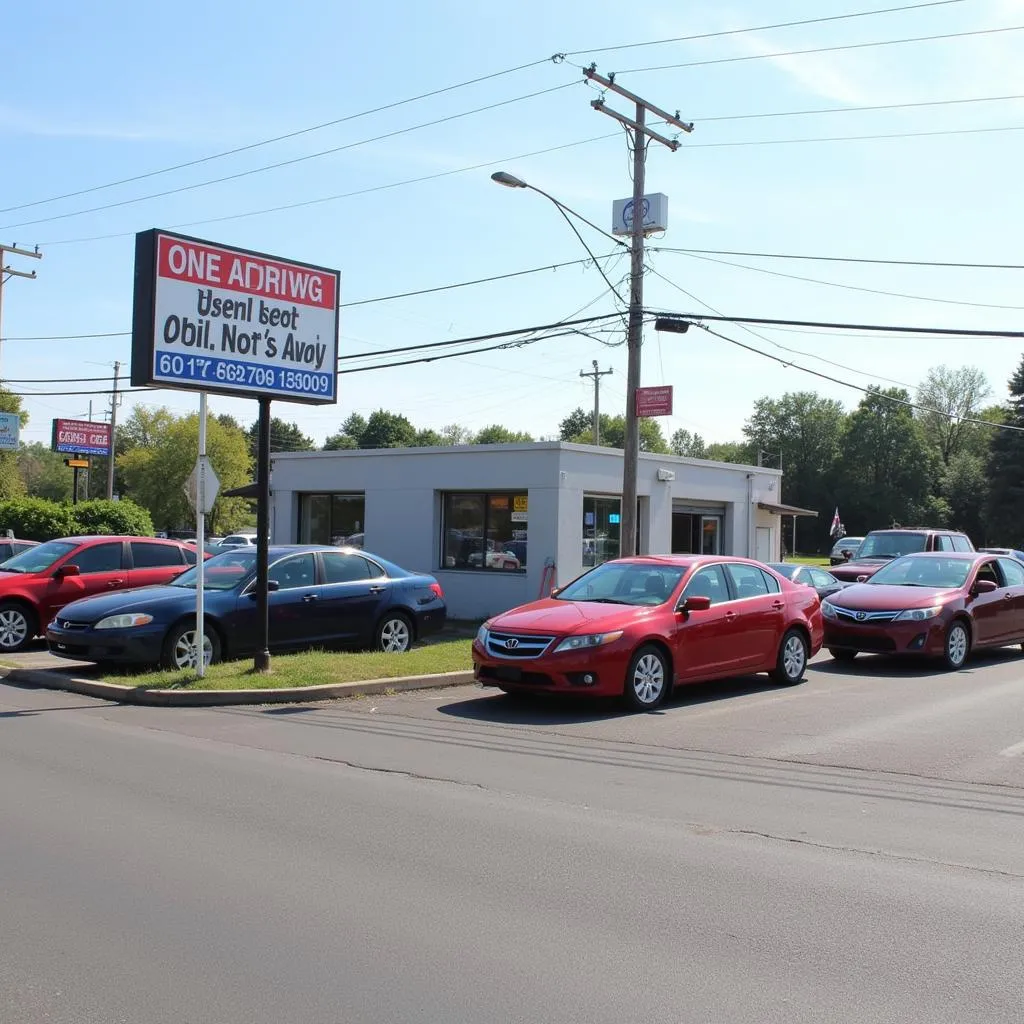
324, 412, 368, 450
17, 442, 73, 501
985, 357, 1024, 545
440, 424, 472, 445
360, 410, 417, 449
670, 429, 707, 458
117, 409, 253, 534
473, 424, 534, 444
704, 440, 754, 464
568, 414, 669, 454
559, 407, 592, 441
248, 417, 315, 455
413, 428, 445, 447
939, 452, 988, 542
834, 387, 937, 534
72, 498, 153, 536
915, 365, 991, 466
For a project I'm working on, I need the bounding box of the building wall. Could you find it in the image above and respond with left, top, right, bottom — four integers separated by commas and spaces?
270, 442, 784, 619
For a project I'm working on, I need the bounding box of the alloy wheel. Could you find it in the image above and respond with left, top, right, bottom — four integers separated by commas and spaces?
946, 623, 968, 669
379, 617, 411, 653
631, 652, 665, 706
172, 630, 214, 670
782, 633, 807, 680
0, 609, 29, 651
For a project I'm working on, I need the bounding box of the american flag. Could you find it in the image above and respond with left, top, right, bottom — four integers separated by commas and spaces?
830, 508, 845, 539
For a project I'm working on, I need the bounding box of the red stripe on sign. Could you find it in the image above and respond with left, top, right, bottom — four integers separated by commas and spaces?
156, 236, 337, 310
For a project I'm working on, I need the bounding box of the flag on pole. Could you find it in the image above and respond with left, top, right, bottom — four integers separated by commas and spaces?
829, 508, 844, 539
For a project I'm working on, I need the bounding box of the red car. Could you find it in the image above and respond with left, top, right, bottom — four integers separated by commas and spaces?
472, 555, 823, 710
821, 551, 1024, 670
0, 536, 200, 653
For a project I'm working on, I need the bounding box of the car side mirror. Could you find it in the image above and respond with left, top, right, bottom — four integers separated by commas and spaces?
856, 575, 868, 583
246, 579, 280, 598
54, 564, 80, 579
972, 579, 998, 595
678, 595, 712, 614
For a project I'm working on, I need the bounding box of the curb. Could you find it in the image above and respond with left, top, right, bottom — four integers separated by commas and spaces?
0, 665, 476, 707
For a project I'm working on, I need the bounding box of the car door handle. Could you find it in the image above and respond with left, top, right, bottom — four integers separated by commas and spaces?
107, 579, 124, 588
724, 610, 737, 619
772, 601, 784, 609
1004, 593, 1014, 600
303, 594, 318, 602
368, 585, 386, 593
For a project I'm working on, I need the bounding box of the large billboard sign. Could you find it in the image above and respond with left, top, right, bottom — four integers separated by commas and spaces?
131, 230, 340, 405
52, 418, 112, 456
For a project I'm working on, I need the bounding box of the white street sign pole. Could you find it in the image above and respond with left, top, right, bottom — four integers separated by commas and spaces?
196, 393, 207, 678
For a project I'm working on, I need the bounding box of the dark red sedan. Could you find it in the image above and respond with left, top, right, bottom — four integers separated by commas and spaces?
822, 551, 1024, 669
472, 555, 823, 711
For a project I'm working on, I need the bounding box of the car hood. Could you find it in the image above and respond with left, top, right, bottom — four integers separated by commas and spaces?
489, 599, 658, 633
826, 583, 956, 611
829, 559, 893, 580
55, 585, 199, 623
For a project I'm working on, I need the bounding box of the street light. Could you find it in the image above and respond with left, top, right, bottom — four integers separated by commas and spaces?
491, 171, 649, 555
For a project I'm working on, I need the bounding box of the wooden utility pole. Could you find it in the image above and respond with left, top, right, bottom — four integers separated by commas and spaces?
0, 244, 42, 376
580, 360, 613, 445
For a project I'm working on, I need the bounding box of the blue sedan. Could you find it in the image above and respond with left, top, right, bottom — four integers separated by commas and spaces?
45, 545, 447, 670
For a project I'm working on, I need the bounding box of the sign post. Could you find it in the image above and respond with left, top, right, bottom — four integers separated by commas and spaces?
133, 229, 339, 674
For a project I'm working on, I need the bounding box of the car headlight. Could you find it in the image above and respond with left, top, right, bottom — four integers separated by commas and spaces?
475, 622, 490, 646
554, 631, 624, 653
894, 606, 943, 622
95, 613, 154, 630
821, 601, 837, 620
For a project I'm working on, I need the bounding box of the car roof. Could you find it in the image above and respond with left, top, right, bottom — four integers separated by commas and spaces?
894, 551, 983, 561
611, 555, 765, 568
52, 535, 189, 544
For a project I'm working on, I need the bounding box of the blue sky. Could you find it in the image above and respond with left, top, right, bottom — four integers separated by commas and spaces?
2, 0, 1022, 454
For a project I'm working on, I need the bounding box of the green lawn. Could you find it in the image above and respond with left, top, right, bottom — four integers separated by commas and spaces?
106, 639, 473, 691
784, 555, 831, 567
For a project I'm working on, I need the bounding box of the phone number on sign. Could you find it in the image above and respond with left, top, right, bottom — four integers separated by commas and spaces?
155, 353, 334, 396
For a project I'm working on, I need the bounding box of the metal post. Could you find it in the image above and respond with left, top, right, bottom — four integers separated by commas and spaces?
72, 465, 79, 505
106, 361, 120, 499
195, 392, 207, 678
620, 102, 647, 557
254, 396, 272, 673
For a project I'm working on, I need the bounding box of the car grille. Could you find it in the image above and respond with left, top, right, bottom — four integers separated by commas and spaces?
485, 631, 555, 659
478, 666, 554, 687
831, 607, 900, 624
55, 619, 91, 632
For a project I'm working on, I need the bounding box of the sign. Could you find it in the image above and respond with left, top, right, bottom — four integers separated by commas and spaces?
635, 385, 674, 418
184, 456, 220, 516
64, 459, 90, 469
612, 193, 668, 236
0, 412, 20, 451
131, 230, 341, 405
52, 418, 112, 456
511, 494, 528, 522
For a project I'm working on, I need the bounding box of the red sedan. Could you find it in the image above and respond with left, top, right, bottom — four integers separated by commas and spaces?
0, 536, 200, 653
821, 551, 1024, 670
472, 555, 823, 711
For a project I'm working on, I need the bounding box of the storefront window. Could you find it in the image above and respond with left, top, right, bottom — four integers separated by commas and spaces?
442, 492, 527, 572
298, 493, 365, 546
583, 495, 622, 567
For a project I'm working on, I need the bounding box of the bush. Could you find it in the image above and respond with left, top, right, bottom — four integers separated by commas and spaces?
0, 497, 78, 541
72, 499, 153, 537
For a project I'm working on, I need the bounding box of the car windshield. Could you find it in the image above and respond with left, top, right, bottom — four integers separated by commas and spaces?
856, 532, 927, 560
867, 555, 972, 589
0, 540, 77, 574
555, 562, 687, 606
767, 563, 798, 579
170, 548, 256, 591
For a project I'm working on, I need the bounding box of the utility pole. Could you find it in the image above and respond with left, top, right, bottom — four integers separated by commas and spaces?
106, 361, 120, 500
0, 244, 43, 376
584, 66, 692, 556
580, 360, 613, 445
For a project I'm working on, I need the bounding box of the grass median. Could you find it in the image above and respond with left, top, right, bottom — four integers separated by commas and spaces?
106, 639, 474, 691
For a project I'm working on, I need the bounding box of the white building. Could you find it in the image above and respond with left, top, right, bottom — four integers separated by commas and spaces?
269, 442, 814, 620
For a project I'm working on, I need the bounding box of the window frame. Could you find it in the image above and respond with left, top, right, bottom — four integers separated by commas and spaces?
129, 540, 186, 569
440, 490, 528, 574
679, 563, 732, 607
319, 550, 387, 584
724, 561, 773, 601
66, 541, 126, 575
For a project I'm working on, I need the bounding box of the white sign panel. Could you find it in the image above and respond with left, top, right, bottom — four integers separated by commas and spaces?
612, 193, 669, 236
131, 230, 340, 405
0, 412, 20, 451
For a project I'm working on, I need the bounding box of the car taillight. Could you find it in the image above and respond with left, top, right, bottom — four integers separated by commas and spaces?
429, 582, 444, 599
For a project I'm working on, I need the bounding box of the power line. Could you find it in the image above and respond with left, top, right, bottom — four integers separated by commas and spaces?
674, 250, 1024, 310
615, 24, 1024, 74
684, 124, 1024, 149
0, 81, 579, 232
654, 246, 1024, 270
1, 375, 114, 383
566, 0, 966, 55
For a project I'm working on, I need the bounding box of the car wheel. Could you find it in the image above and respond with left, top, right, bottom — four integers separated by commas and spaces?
942, 620, 970, 670
771, 629, 808, 685
376, 613, 412, 653
828, 648, 857, 663
0, 602, 36, 653
161, 622, 221, 671
623, 644, 669, 711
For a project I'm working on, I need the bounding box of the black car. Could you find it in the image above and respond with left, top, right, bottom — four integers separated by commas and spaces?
828, 536, 864, 566
767, 562, 848, 600
46, 545, 447, 670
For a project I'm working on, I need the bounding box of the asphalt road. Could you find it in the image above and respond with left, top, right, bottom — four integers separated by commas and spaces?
2, 650, 1023, 1023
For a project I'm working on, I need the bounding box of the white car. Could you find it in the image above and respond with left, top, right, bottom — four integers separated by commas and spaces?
220, 533, 258, 547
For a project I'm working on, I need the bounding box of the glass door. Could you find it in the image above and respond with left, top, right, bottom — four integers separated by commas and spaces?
701, 515, 721, 555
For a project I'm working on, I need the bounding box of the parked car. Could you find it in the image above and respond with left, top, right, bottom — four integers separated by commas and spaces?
979, 546, 1024, 563
821, 551, 1024, 669
0, 537, 39, 563
767, 562, 848, 600
220, 532, 258, 547
0, 536, 200, 653
46, 545, 447, 670
829, 528, 975, 583
472, 555, 823, 711
828, 536, 864, 565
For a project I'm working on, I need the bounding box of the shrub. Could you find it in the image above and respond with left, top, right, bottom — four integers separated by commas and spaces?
0, 497, 78, 541
72, 499, 154, 537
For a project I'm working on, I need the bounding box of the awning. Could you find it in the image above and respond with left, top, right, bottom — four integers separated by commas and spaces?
758, 502, 818, 518
223, 483, 260, 499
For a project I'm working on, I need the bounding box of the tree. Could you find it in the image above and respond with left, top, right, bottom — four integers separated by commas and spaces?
670, 429, 707, 459
117, 409, 253, 534
559, 407, 593, 441
324, 412, 368, 450
567, 414, 669, 454
359, 410, 417, 449
216, 413, 244, 432
413, 428, 445, 447
985, 357, 1024, 545
0, 497, 78, 540
72, 499, 153, 536
0, 389, 27, 500
834, 387, 937, 534
704, 441, 754, 464
473, 425, 534, 444
249, 417, 314, 455
440, 424, 472, 445
939, 452, 988, 543
915, 365, 991, 466
17, 442, 73, 501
